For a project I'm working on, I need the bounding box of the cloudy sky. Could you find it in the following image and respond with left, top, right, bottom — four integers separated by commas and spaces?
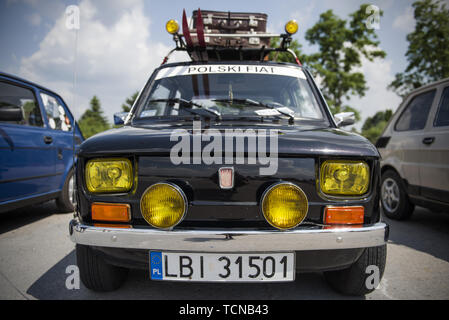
0, 0, 417, 129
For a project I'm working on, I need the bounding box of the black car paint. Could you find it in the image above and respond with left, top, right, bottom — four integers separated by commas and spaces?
76, 122, 380, 228
74, 61, 382, 272
79, 124, 378, 157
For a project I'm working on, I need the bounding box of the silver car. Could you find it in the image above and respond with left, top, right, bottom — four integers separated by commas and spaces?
377, 78, 449, 220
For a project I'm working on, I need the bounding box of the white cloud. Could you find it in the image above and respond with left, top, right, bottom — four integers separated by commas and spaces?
350, 55, 402, 130
393, 6, 415, 32
18, 0, 171, 121
290, 2, 315, 28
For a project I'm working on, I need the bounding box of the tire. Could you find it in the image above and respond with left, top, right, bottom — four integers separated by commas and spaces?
381, 170, 415, 220
76, 244, 129, 292
324, 245, 387, 296
56, 169, 76, 213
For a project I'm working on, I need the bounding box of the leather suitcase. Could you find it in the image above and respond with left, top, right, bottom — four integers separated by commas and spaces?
192, 10, 267, 33
188, 10, 271, 49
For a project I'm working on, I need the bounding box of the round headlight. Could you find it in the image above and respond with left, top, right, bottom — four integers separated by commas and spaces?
261, 182, 308, 230
140, 183, 187, 229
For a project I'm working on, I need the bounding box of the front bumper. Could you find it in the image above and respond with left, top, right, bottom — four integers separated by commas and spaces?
69, 219, 389, 252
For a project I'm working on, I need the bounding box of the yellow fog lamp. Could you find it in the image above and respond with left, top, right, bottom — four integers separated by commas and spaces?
85, 158, 133, 193
166, 19, 179, 34
140, 182, 187, 229
285, 20, 299, 35
320, 160, 370, 196
261, 182, 308, 230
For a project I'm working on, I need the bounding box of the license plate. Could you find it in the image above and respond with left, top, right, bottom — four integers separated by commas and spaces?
149, 251, 295, 282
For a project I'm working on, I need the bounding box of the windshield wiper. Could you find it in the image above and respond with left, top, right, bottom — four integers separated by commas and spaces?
147, 98, 221, 120
213, 98, 295, 124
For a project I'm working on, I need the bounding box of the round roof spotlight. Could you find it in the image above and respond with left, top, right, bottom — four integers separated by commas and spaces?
285, 20, 299, 35
166, 19, 180, 35
261, 182, 308, 230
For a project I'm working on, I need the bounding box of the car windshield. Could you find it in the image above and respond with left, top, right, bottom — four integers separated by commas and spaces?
135, 64, 325, 121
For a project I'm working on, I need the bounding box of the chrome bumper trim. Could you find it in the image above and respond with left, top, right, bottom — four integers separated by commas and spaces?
69, 220, 388, 252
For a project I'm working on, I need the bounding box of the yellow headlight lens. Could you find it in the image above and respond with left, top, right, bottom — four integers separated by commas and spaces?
262, 183, 308, 230
85, 158, 133, 193
165, 19, 179, 34
285, 20, 299, 35
140, 183, 186, 229
320, 160, 370, 196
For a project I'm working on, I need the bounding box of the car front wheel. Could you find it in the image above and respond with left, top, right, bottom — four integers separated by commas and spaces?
56, 169, 76, 213
381, 170, 414, 220
323, 245, 387, 296
76, 244, 129, 292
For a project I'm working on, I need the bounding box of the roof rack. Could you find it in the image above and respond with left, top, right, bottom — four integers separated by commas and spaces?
162, 9, 301, 66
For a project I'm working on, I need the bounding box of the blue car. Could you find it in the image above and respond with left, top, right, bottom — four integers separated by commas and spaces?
0, 72, 84, 213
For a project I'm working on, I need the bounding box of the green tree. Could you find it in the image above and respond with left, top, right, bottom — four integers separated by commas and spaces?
361, 109, 393, 143
78, 96, 110, 138
304, 5, 386, 121
121, 91, 139, 112
389, 0, 449, 97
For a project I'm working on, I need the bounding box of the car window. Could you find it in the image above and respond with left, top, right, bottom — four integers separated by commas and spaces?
137, 66, 324, 121
434, 86, 449, 127
0, 81, 44, 127
395, 90, 436, 131
40, 92, 72, 131
140, 83, 181, 117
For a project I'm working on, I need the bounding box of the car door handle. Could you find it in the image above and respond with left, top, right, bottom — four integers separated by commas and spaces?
422, 137, 435, 145
43, 136, 53, 144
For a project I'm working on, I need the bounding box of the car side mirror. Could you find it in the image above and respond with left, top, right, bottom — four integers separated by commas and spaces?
334, 112, 355, 127
114, 112, 128, 125
0, 105, 23, 121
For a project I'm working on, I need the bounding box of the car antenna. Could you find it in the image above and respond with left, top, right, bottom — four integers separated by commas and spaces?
70, 12, 79, 215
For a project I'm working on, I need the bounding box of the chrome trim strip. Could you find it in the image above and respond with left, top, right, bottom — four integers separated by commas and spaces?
69, 220, 388, 252
0, 172, 63, 184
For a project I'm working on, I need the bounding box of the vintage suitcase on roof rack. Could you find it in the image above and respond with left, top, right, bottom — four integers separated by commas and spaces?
189, 10, 271, 49
193, 10, 267, 32
162, 8, 300, 64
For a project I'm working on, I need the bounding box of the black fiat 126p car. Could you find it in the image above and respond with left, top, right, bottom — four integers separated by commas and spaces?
69, 10, 388, 296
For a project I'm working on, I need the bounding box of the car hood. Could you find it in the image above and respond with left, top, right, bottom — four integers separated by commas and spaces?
79, 123, 379, 158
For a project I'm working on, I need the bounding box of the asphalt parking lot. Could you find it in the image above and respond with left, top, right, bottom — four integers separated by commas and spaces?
0, 202, 448, 300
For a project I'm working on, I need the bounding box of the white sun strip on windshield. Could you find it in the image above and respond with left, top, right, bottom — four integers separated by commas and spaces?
155, 65, 306, 80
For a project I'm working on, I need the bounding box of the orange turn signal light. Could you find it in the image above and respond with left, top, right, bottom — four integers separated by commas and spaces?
324, 206, 364, 225
91, 203, 131, 222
